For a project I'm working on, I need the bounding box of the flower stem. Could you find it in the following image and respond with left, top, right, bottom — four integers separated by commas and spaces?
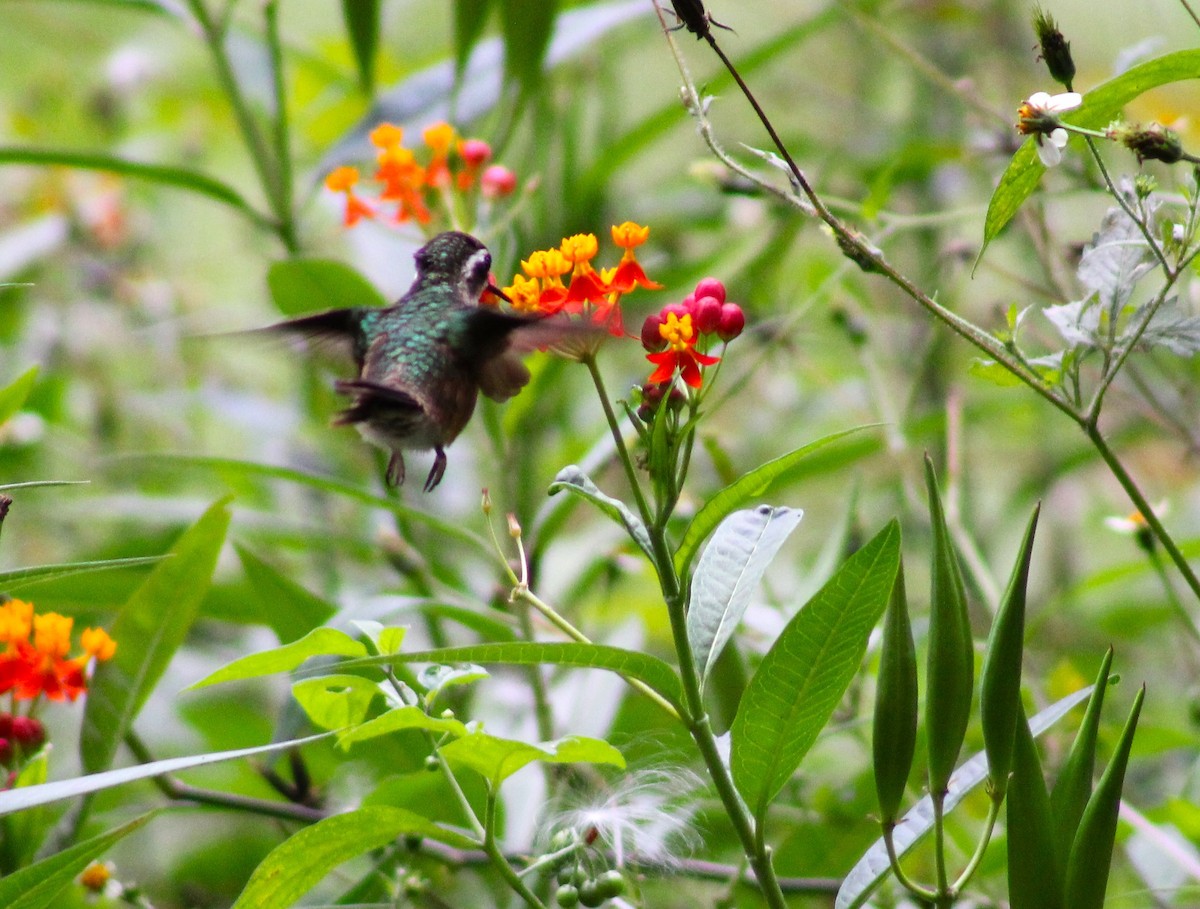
484, 788, 549, 909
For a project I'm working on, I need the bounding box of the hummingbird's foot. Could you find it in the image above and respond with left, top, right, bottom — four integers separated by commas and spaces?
386, 452, 406, 487
423, 447, 447, 492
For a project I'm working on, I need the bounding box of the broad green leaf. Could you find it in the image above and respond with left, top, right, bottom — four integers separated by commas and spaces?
731, 520, 901, 822
548, 466, 654, 559
342, 0, 381, 93
675, 427, 876, 575
873, 565, 917, 825
337, 705, 470, 749
687, 505, 804, 686
454, 0, 494, 78
835, 684, 1094, 909
0, 556, 164, 592
440, 731, 623, 786
81, 499, 231, 773
923, 457, 974, 796
0, 735, 329, 817
0, 147, 264, 225
236, 545, 336, 644
291, 674, 380, 730
980, 504, 1040, 794
983, 49, 1200, 248
231, 806, 476, 909
0, 365, 37, 426
499, 0, 558, 98
0, 813, 155, 909
266, 258, 387, 318
1063, 685, 1145, 909
342, 642, 684, 714
188, 626, 368, 689
1, 749, 50, 870
1007, 703, 1063, 909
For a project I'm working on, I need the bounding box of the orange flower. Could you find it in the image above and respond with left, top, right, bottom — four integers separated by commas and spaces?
369, 123, 405, 149
504, 274, 545, 313
608, 221, 663, 293
422, 122, 457, 188
0, 602, 115, 703
324, 166, 375, 227
646, 312, 720, 388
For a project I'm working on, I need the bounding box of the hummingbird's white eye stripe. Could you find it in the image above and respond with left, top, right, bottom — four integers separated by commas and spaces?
464, 248, 492, 285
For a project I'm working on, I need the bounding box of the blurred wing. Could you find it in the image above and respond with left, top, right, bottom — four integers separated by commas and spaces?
259, 308, 367, 366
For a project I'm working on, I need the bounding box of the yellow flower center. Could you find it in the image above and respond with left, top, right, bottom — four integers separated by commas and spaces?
522, 249, 570, 281
422, 121, 456, 156
369, 123, 404, 149
323, 166, 359, 193
32, 612, 74, 658
659, 312, 694, 352
504, 274, 543, 312
560, 233, 599, 264
611, 221, 650, 249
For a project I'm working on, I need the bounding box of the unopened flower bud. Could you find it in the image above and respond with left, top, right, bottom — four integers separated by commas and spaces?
717, 303, 745, 341
11, 715, 44, 750
482, 488, 492, 515
1112, 123, 1185, 165
679, 293, 697, 315
640, 313, 667, 351
480, 165, 517, 198
693, 296, 722, 334
0, 738, 11, 766
1032, 6, 1075, 89
459, 138, 492, 167
693, 276, 726, 304
507, 513, 522, 538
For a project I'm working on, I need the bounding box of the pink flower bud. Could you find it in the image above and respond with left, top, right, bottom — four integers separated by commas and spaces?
480, 165, 517, 198
661, 302, 689, 322
11, 716, 44, 750
717, 303, 745, 341
459, 138, 492, 167
641, 313, 667, 351
679, 293, 697, 315
694, 296, 722, 334
693, 277, 726, 304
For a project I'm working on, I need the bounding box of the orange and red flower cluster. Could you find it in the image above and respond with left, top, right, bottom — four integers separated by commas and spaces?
502, 222, 662, 336
324, 121, 517, 229
0, 599, 116, 704
640, 277, 744, 390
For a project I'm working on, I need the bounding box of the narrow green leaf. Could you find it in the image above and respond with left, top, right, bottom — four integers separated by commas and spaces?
835, 684, 1094, 909
923, 456, 974, 797
731, 520, 901, 822
81, 499, 231, 773
231, 806, 477, 909
548, 466, 654, 560
454, 0, 494, 78
0, 813, 155, 909
0, 735, 329, 817
440, 732, 623, 786
0, 365, 37, 426
0, 147, 265, 225
499, 0, 559, 97
687, 505, 804, 687
337, 705, 469, 749
188, 626, 368, 689
1007, 702, 1063, 909
291, 675, 380, 730
674, 427, 876, 575
1050, 647, 1114, 847
236, 545, 336, 643
983, 49, 1200, 247
0, 556, 164, 592
344, 642, 684, 714
1063, 685, 1145, 909
342, 0, 381, 93
980, 503, 1040, 794
266, 257, 387, 317
0, 481, 88, 493
873, 564, 918, 825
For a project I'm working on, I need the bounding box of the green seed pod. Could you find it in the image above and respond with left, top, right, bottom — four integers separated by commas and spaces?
980, 503, 1040, 797
1050, 647, 1114, 848
1005, 702, 1063, 909
1063, 684, 1145, 909
873, 563, 918, 826
578, 879, 604, 908
595, 870, 626, 899
555, 884, 580, 908
923, 456, 975, 798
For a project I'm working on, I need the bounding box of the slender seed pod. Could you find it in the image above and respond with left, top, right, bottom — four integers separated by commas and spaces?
873, 564, 918, 826
1050, 647, 1114, 849
1006, 702, 1063, 909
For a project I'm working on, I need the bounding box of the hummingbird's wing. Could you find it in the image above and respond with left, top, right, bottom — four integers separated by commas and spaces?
264, 308, 369, 367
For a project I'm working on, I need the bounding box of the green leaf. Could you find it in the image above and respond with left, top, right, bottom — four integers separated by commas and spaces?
0, 147, 264, 225
1007, 703, 1063, 909
731, 520, 901, 822
548, 466, 654, 560
923, 456, 974, 797
835, 684, 1095, 909
499, 0, 558, 98
342, 0, 380, 94
980, 503, 1040, 794
687, 505, 804, 687
0, 556, 164, 593
81, 499, 231, 773
1050, 647, 1114, 848
188, 626, 368, 689
0, 735, 329, 817
231, 806, 477, 909
419, 663, 489, 705
348, 642, 684, 714
454, 0, 495, 78
439, 731, 623, 786
337, 705, 470, 749
1062, 685, 1145, 909
0, 814, 155, 909
0, 481, 89, 493
0, 365, 37, 426
1, 749, 50, 869
873, 564, 918, 825
674, 427, 877, 575
235, 545, 336, 643
266, 258, 387, 318
291, 674, 380, 729
983, 49, 1200, 248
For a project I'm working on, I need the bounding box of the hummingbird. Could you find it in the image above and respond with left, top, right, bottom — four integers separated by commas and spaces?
268, 231, 540, 492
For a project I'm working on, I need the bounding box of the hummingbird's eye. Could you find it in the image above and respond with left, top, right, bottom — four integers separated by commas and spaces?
467, 251, 492, 289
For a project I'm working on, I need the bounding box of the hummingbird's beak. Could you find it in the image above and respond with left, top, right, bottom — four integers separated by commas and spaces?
487, 282, 512, 304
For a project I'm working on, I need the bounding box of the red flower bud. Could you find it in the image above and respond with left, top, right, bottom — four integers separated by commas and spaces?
694, 296, 722, 334
0, 739, 11, 766
459, 138, 492, 167
641, 313, 667, 351
0, 714, 12, 739
693, 277, 726, 304
660, 302, 689, 322
11, 716, 44, 750
717, 303, 745, 341
480, 165, 517, 198
679, 294, 697, 315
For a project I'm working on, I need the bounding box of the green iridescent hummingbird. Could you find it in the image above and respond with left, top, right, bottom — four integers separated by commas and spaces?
269, 231, 538, 492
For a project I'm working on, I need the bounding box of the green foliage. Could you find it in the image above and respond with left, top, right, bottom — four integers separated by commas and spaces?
266, 258, 388, 317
